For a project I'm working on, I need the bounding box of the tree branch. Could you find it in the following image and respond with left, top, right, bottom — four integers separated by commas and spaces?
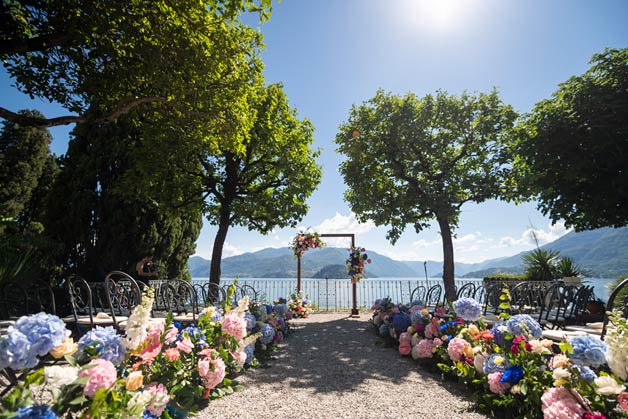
0, 96, 167, 127
0, 32, 70, 55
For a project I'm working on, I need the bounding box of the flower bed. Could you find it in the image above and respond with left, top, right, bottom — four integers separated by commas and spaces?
371, 296, 628, 418
0, 286, 292, 418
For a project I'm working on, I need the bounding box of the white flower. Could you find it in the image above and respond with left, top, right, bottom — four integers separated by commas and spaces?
594, 375, 626, 396
125, 390, 153, 418
528, 339, 552, 355
232, 296, 250, 317
123, 290, 155, 350
552, 367, 571, 386
44, 365, 79, 387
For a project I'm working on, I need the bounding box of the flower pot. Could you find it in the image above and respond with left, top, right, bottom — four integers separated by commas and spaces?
562, 277, 582, 286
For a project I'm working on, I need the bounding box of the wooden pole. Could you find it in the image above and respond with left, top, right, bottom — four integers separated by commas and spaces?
319, 233, 358, 316
297, 254, 302, 294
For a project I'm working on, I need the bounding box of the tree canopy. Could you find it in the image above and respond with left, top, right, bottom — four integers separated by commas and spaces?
336, 89, 517, 301
141, 83, 322, 284
0, 110, 51, 218
0, 0, 270, 131
511, 48, 628, 231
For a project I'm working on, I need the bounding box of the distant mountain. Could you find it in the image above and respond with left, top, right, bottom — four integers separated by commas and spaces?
312, 264, 352, 279
189, 227, 628, 279
189, 247, 416, 278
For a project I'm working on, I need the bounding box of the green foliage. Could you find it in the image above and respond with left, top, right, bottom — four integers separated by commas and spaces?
522, 248, 559, 281
335, 89, 517, 300
608, 275, 628, 309
45, 116, 202, 281
482, 273, 527, 281
556, 257, 584, 278
0, 110, 51, 218
511, 48, 628, 230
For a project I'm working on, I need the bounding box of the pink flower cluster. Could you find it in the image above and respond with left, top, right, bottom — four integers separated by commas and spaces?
79, 359, 117, 397
541, 387, 585, 419
447, 337, 470, 362
487, 372, 510, 395
413, 339, 435, 359
145, 382, 169, 416
221, 314, 247, 340
198, 350, 226, 391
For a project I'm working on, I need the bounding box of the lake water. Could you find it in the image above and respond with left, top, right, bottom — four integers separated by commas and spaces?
192, 277, 615, 309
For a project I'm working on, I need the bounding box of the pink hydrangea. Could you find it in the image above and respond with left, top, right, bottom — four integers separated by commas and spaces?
164, 325, 178, 344
198, 354, 226, 390
176, 338, 193, 353
79, 359, 117, 397
230, 350, 247, 369
424, 318, 440, 338
541, 387, 585, 419
398, 341, 411, 356
413, 339, 435, 359
138, 323, 162, 363
447, 337, 471, 362
473, 353, 486, 374
221, 314, 247, 340
487, 372, 510, 395
145, 382, 169, 416
399, 332, 412, 344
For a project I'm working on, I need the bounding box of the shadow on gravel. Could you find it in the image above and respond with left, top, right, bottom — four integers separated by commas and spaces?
248, 314, 474, 400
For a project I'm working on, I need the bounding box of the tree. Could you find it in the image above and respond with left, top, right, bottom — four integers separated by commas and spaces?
0, 110, 51, 218
143, 83, 322, 285
45, 116, 202, 281
335, 89, 517, 301
511, 48, 628, 231
1, 0, 270, 129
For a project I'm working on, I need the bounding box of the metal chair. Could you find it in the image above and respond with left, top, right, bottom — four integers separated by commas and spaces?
240, 284, 259, 302
162, 279, 198, 324
424, 284, 442, 311
204, 282, 226, 306
602, 277, 628, 339
410, 285, 427, 306
455, 282, 476, 300
104, 271, 141, 331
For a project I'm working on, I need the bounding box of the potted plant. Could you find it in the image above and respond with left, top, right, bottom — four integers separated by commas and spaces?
522, 248, 560, 281
556, 257, 584, 285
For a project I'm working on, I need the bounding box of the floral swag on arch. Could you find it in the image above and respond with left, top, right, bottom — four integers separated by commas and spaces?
346, 247, 371, 284
290, 230, 325, 257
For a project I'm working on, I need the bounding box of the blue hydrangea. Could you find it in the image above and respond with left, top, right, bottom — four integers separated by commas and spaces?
264, 304, 273, 314
244, 313, 256, 331
302, 299, 310, 307
410, 310, 424, 326
411, 300, 423, 308
506, 315, 542, 338
378, 323, 390, 337
500, 365, 524, 383
210, 308, 223, 322
15, 313, 66, 357
574, 365, 597, 384
453, 297, 482, 322
274, 304, 287, 318
0, 329, 36, 369
568, 335, 608, 368
77, 326, 125, 365
15, 405, 58, 419
391, 313, 411, 334
141, 412, 158, 419
259, 324, 275, 344
244, 344, 255, 364
490, 323, 508, 346
373, 299, 382, 307
483, 353, 511, 374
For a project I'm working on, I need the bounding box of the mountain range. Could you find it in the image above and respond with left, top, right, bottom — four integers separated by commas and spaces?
188, 226, 628, 279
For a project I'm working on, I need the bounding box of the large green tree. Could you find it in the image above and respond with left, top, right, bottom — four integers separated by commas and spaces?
0, 0, 269, 134
0, 110, 51, 218
143, 83, 322, 285
336, 89, 517, 301
511, 48, 628, 230
46, 116, 203, 281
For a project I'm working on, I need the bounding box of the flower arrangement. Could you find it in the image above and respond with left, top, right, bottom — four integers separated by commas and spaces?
288, 290, 312, 318
369, 297, 628, 418
290, 229, 325, 257
346, 247, 371, 284
0, 283, 292, 418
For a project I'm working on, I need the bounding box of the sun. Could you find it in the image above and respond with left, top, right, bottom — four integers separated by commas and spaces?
399, 0, 471, 32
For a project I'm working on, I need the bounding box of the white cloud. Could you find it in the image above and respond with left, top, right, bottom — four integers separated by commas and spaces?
313, 212, 377, 247
412, 238, 441, 248
222, 242, 244, 257
498, 222, 571, 248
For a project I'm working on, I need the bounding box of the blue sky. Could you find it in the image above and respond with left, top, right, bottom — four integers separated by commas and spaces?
2, 0, 627, 263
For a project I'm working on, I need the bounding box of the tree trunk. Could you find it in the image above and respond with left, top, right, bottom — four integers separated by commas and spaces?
437, 216, 456, 303
209, 210, 230, 286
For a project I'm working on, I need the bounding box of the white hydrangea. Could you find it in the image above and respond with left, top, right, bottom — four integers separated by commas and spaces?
604, 310, 628, 380
232, 296, 250, 317
44, 365, 79, 387
123, 289, 155, 350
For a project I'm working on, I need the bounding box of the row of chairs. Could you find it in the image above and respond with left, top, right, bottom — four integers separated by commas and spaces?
409, 282, 481, 309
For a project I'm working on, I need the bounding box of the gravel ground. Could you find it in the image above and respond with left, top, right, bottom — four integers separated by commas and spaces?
197, 312, 489, 419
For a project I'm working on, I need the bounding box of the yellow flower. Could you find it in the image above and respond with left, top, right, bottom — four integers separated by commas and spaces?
468, 324, 480, 336
463, 345, 474, 358
50, 337, 77, 359
126, 371, 144, 391
494, 356, 504, 366
407, 326, 415, 334
420, 309, 429, 316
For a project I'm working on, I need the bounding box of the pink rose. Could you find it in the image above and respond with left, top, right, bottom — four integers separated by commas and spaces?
138, 324, 162, 363
164, 325, 178, 344
473, 353, 486, 374
447, 337, 471, 362
399, 332, 412, 344
541, 387, 585, 419
79, 359, 117, 397
487, 372, 510, 395
619, 392, 628, 413
398, 341, 411, 356
177, 338, 193, 353
165, 348, 180, 361
145, 382, 169, 416
221, 314, 247, 340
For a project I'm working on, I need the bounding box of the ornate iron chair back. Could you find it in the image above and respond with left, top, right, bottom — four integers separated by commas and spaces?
455, 282, 476, 300
602, 277, 628, 339
104, 271, 141, 330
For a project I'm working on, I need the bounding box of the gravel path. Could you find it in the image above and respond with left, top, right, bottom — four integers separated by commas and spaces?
198, 312, 489, 419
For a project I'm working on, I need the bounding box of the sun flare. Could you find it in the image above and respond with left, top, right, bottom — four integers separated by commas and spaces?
399, 0, 471, 32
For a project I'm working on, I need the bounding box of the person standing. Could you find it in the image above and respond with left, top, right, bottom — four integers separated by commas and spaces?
135, 255, 158, 285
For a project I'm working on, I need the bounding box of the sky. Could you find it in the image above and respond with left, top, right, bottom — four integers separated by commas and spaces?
2, 0, 627, 263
